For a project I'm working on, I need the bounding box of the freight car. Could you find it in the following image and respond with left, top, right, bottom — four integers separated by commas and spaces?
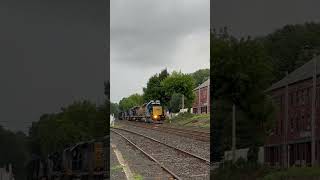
27, 136, 109, 180
121, 100, 166, 123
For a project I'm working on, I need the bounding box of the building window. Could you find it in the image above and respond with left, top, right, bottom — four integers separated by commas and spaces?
201, 106, 207, 114
193, 108, 197, 114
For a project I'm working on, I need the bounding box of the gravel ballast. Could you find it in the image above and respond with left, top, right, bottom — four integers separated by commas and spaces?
116, 121, 210, 160
111, 132, 173, 180
112, 128, 210, 180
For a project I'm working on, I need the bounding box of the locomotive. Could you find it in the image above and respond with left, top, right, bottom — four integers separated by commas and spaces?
118, 100, 166, 123
27, 136, 109, 180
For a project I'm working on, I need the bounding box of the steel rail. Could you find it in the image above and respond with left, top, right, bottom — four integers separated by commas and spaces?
111, 129, 181, 180
124, 121, 210, 142
112, 127, 210, 164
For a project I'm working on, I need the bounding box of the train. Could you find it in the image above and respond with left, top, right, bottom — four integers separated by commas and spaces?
27, 136, 109, 180
118, 100, 166, 123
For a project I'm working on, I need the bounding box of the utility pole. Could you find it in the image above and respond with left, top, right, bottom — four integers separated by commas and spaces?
232, 104, 236, 163
311, 56, 317, 166
284, 71, 289, 168
182, 94, 185, 109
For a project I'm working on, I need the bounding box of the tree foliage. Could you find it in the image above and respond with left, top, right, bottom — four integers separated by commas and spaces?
211, 29, 276, 161
110, 102, 120, 117
118, 93, 144, 111
190, 68, 210, 86
161, 71, 195, 108
29, 100, 107, 157
143, 69, 169, 104
261, 22, 320, 81
0, 126, 28, 179
169, 93, 183, 113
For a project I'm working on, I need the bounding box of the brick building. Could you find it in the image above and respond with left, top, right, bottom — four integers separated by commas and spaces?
265, 57, 320, 167
192, 79, 210, 114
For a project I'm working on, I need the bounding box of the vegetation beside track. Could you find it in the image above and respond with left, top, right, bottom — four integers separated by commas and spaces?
165, 112, 210, 129
261, 167, 320, 180
211, 160, 274, 180
212, 159, 320, 180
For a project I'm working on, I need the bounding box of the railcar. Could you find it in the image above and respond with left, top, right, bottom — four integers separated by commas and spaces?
29, 136, 109, 180
120, 100, 166, 123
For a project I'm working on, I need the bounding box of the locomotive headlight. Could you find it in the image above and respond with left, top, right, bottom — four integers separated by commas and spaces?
153, 115, 158, 119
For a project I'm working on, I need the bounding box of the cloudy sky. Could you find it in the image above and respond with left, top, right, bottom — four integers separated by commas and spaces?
211, 0, 320, 38
0, 0, 108, 132
110, 0, 210, 103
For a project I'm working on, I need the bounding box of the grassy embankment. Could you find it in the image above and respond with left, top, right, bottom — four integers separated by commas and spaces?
261, 167, 320, 180
165, 112, 210, 129
212, 160, 320, 180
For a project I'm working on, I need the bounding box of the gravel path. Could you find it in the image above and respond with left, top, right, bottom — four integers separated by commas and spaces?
110, 143, 127, 180
111, 132, 173, 180
112, 128, 210, 180
116, 121, 210, 160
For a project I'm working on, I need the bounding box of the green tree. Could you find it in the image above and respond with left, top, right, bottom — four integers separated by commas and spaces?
169, 93, 183, 113
211, 29, 276, 160
29, 100, 107, 157
143, 68, 169, 105
0, 126, 28, 179
161, 71, 195, 108
118, 93, 144, 111
190, 68, 210, 86
110, 102, 120, 117
261, 22, 320, 81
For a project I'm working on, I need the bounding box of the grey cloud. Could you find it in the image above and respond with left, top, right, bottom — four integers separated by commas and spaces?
111, 0, 209, 102
211, 0, 320, 38
111, 0, 209, 67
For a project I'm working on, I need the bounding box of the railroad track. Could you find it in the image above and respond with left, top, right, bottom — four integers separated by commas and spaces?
111, 127, 210, 180
122, 121, 210, 142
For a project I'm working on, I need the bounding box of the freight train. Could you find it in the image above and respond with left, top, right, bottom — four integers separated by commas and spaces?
118, 100, 166, 123
27, 136, 109, 180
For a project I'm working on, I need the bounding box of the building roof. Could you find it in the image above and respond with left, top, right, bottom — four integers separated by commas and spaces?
194, 79, 210, 90
268, 56, 320, 91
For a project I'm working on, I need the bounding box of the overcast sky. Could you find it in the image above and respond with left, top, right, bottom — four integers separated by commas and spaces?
110, 0, 210, 103
0, 0, 108, 132
211, 0, 320, 38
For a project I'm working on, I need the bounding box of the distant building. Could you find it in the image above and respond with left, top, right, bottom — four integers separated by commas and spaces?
192, 79, 210, 114
265, 56, 320, 167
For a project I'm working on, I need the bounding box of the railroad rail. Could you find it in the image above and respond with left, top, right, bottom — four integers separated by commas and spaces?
122, 120, 210, 142
111, 127, 210, 179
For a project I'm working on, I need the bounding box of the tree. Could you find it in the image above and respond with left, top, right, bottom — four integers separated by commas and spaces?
190, 69, 210, 86
261, 22, 320, 81
211, 29, 276, 160
110, 102, 120, 117
29, 100, 107, 157
118, 93, 144, 111
169, 93, 183, 113
0, 126, 28, 179
143, 68, 169, 105
161, 71, 195, 108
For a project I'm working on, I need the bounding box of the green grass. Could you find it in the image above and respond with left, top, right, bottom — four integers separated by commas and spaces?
110, 165, 124, 172
166, 112, 210, 129
212, 160, 273, 180
212, 160, 320, 180
261, 167, 320, 180
133, 173, 143, 180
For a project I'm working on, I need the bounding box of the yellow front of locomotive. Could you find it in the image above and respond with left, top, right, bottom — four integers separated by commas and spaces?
151, 105, 164, 122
